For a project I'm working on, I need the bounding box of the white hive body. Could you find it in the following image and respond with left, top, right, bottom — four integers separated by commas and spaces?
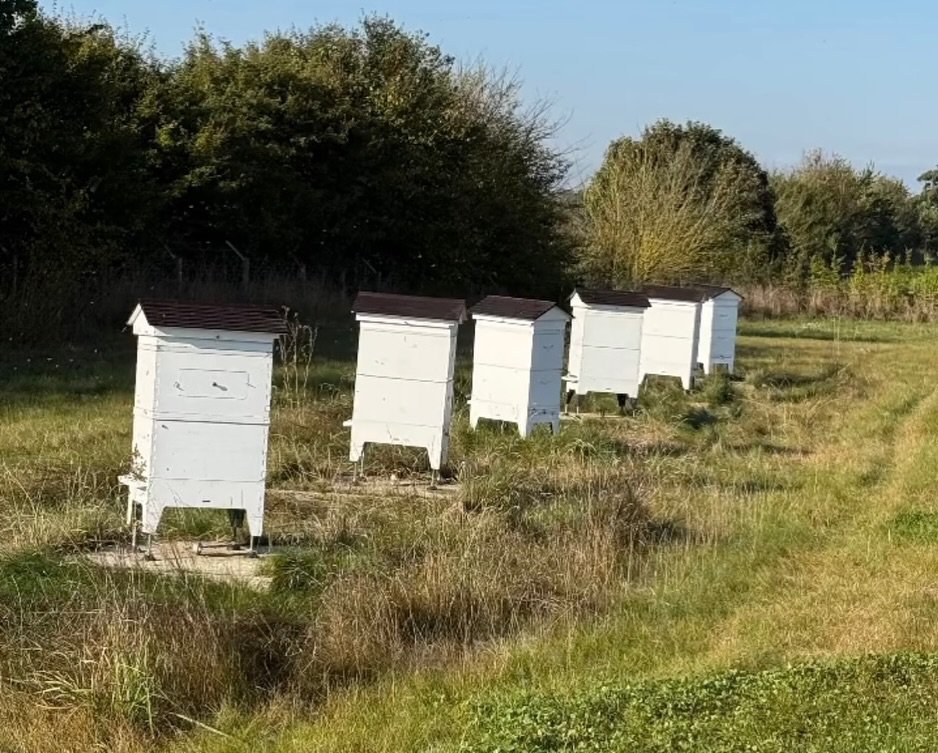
564, 289, 650, 401
119, 300, 283, 538
696, 288, 742, 374
468, 295, 570, 437
639, 285, 707, 391
346, 292, 466, 472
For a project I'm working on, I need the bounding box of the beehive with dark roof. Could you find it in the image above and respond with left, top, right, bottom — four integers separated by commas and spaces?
121, 298, 281, 543
469, 295, 570, 437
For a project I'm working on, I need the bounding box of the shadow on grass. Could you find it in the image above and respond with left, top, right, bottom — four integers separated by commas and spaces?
727, 442, 811, 457
642, 517, 689, 545
740, 322, 895, 343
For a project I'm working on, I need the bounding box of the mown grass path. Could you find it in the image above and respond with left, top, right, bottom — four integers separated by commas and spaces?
5, 320, 938, 752
223, 321, 938, 753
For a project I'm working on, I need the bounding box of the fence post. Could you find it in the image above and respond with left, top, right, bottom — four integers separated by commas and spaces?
0, 246, 13, 298
164, 245, 184, 293
226, 240, 250, 290
289, 249, 307, 282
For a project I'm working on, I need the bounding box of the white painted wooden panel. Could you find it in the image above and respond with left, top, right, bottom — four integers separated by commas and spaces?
145, 478, 264, 508
639, 299, 700, 389
348, 316, 459, 470
698, 298, 740, 374
356, 324, 456, 381
148, 420, 268, 482
133, 342, 157, 413
531, 330, 566, 372
697, 300, 715, 370
565, 304, 645, 398
567, 314, 586, 378
352, 375, 450, 426
582, 311, 644, 350
349, 422, 450, 454
473, 326, 533, 370
470, 400, 522, 423
641, 305, 698, 337
141, 479, 266, 538
470, 367, 530, 404
528, 371, 563, 409
151, 351, 272, 421
575, 347, 643, 395
469, 313, 567, 436
130, 412, 153, 477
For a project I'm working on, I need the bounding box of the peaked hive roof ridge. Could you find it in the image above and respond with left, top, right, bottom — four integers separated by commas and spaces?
471, 294, 564, 321
641, 283, 742, 303
132, 299, 286, 334
352, 291, 467, 322
570, 288, 651, 309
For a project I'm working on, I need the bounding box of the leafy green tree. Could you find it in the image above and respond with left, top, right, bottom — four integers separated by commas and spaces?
0, 0, 160, 295
148, 18, 571, 294
773, 151, 921, 276
580, 120, 776, 286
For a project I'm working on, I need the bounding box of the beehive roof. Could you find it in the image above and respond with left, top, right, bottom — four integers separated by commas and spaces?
570, 288, 651, 308
641, 284, 742, 302
471, 295, 563, 320
641, 284, 710, 303
693, 284, 743, 300
353, 292, 466, 322
132, 299, 287, 333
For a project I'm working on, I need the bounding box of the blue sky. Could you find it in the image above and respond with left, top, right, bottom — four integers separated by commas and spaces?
46, 0, 938, 188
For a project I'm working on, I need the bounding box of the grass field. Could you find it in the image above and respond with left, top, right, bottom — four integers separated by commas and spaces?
2, 316, 938, 751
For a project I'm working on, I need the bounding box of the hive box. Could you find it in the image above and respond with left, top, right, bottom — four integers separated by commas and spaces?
469, 295, 570, 437
639, 285, 706, 391
119, 300, 284, 539
345, 292, 466, 472
564, 288, 650, 403
696, 286, 743, 374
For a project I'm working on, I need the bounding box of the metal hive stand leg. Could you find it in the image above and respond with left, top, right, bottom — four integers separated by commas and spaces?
228, 508, 246, 550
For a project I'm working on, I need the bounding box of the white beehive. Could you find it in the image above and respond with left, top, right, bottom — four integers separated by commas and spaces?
468, 295, 570, 437
564, 288, 651, 404
345, 292, 466, 472
118, 300, 284, 541
696, 286, 743, 374
639, 285, 706, 391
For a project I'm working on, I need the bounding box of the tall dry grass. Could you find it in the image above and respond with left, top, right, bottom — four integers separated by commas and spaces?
741, 262, 938, 321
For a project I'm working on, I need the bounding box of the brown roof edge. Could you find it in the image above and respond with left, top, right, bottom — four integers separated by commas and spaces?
569, 288, 651, 309
353, 291, 466, 322
642, 283, 743, 302
691, 283, 744, 300
135, 299, 287, 334
470, 295, 565, 321
641, 284, 709, 303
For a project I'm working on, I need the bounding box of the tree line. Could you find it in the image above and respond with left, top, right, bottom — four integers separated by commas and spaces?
3, 0, 938, 340
0, 1, 570, 320
580, 122, 938, 289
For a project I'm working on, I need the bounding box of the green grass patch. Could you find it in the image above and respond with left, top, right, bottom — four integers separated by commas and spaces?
888, 510, 938, 543
461, 653, 938, 753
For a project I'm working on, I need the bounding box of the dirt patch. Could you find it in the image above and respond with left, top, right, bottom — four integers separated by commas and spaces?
82, 541, 274, 590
